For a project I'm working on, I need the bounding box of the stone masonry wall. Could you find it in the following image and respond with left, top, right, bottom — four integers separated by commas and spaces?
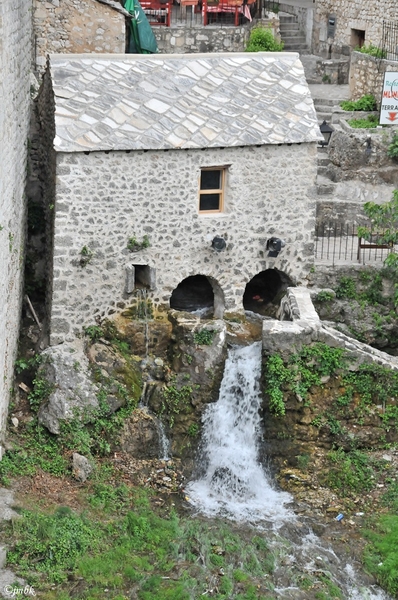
313, 0, 396, 58
349, 51, 398, 103
33, 0, 126, 74
153, 17, 277, 54
50, 143, 317, 345
0, 0, 32, 450
154, 24, 252, 54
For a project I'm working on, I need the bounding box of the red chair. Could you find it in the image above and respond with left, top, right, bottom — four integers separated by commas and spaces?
140, 0, 172, 26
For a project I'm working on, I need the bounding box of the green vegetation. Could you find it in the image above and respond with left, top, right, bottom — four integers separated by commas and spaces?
127, 234, 151, 252
245, 26, 284, 52
161, 375, 193, 427
340, 94, 377, 111
79, 245, 93, 267
316, 290, 335, 302
264, 343, 346, 416
326, 448, 375, 495
348, 115, 379, 129
3, 486, 310, 599
193, 329, 215, 345
355, 44, 387, 59
387, 133, 398, 160
363, 515, 398, 596
335, 275, 357, 300
357, 190, 398, 305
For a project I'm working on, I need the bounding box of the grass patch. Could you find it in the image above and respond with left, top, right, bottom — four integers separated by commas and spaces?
363, 515, 398, 597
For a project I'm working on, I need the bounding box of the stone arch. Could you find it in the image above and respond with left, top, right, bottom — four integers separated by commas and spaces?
243, 268, 293, 316
170, 274, 225, 318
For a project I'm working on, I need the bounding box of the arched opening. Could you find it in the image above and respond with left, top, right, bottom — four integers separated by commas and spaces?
170, 275, 220, 317
243, 269, 293, 316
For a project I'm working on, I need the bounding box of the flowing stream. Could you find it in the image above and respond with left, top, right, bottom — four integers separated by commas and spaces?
186, 342, 392, 599
186, 342, 292, 523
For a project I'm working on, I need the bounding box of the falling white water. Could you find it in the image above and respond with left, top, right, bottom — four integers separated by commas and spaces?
186, 342, 292, 523
158, 419, 171, 461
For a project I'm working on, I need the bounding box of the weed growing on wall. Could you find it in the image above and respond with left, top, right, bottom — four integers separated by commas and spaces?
160, 376, 193, 427
127, 234, 150, 252
387, 133, 398, 160
193, 329, 215, 345
264, 344, 346, 416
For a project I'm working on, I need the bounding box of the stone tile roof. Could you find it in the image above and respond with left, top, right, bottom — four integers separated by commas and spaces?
50, 52, 322, 152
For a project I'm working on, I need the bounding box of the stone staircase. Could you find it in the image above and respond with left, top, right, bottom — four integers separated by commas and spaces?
312, 96, 346, 197
279, 14, 309, 53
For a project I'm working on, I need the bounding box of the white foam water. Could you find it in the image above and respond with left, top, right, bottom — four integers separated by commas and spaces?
186, 342, 292, 523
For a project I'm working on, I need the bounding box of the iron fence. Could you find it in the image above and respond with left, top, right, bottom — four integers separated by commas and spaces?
315, 222, 394, 266
380, 20, 398, 62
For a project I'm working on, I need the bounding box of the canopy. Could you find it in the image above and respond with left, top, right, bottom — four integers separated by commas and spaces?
124, 0, 159, 54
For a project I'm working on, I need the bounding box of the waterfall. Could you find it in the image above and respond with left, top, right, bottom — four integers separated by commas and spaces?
139, 381, 171, 461
186, 342, 292, 523
136, 288, 149, 357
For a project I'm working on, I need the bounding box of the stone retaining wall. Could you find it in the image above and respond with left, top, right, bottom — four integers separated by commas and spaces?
50, 143, 317, 345
153, 17, 277, 54
349, 51, 398, 104
0, 0, 32, 453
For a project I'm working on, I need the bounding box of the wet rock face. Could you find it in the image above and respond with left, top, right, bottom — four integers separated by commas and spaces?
118, 409, 161, 459
147, 311, 228, 462
37, 339, 142, 435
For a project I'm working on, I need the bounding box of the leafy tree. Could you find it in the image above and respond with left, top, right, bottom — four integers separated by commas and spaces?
358, 191, 398, 303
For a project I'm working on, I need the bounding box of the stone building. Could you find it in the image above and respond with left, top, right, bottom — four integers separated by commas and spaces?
44, 52, 321, 346
313, 0, 396, 58
33, 0, 128, 73
0, 0, 32, 453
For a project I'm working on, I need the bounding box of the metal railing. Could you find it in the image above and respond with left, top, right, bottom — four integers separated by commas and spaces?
315, 222, 394, 266
142, 0, 264, 27
380, 20, 398, 61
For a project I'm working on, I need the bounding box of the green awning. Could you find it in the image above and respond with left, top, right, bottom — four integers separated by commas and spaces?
124, 0, 159, 54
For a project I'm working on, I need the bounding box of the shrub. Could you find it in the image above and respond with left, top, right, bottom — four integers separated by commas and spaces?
355, 44, 387, 59
387, 133, 398, 160
245, 26, 284, 52
348, 115, 379, 129
340, 94, 377, 111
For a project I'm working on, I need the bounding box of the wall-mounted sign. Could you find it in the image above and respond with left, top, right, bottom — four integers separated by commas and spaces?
380, 72, 398, 124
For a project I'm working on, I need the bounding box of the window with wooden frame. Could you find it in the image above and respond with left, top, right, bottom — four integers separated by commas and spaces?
199, 167, 226, 213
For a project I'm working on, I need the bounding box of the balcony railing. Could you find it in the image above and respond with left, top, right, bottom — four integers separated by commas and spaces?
141, 0, 263, 27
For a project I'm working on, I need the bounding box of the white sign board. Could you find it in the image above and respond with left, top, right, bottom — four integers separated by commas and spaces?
380, 72, 398, 124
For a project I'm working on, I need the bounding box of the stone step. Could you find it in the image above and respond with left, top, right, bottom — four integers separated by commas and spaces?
279, 15, 297, 23
283, 43, 310, 51
314, 103, 340, 112
281, 35, 307, 44
312, 97, 337, 107
317, 155, 330, 167
279, 23, 301, 31
316, 176, 336, 196
316, 111, 333, 122
317, 165, 330, 176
